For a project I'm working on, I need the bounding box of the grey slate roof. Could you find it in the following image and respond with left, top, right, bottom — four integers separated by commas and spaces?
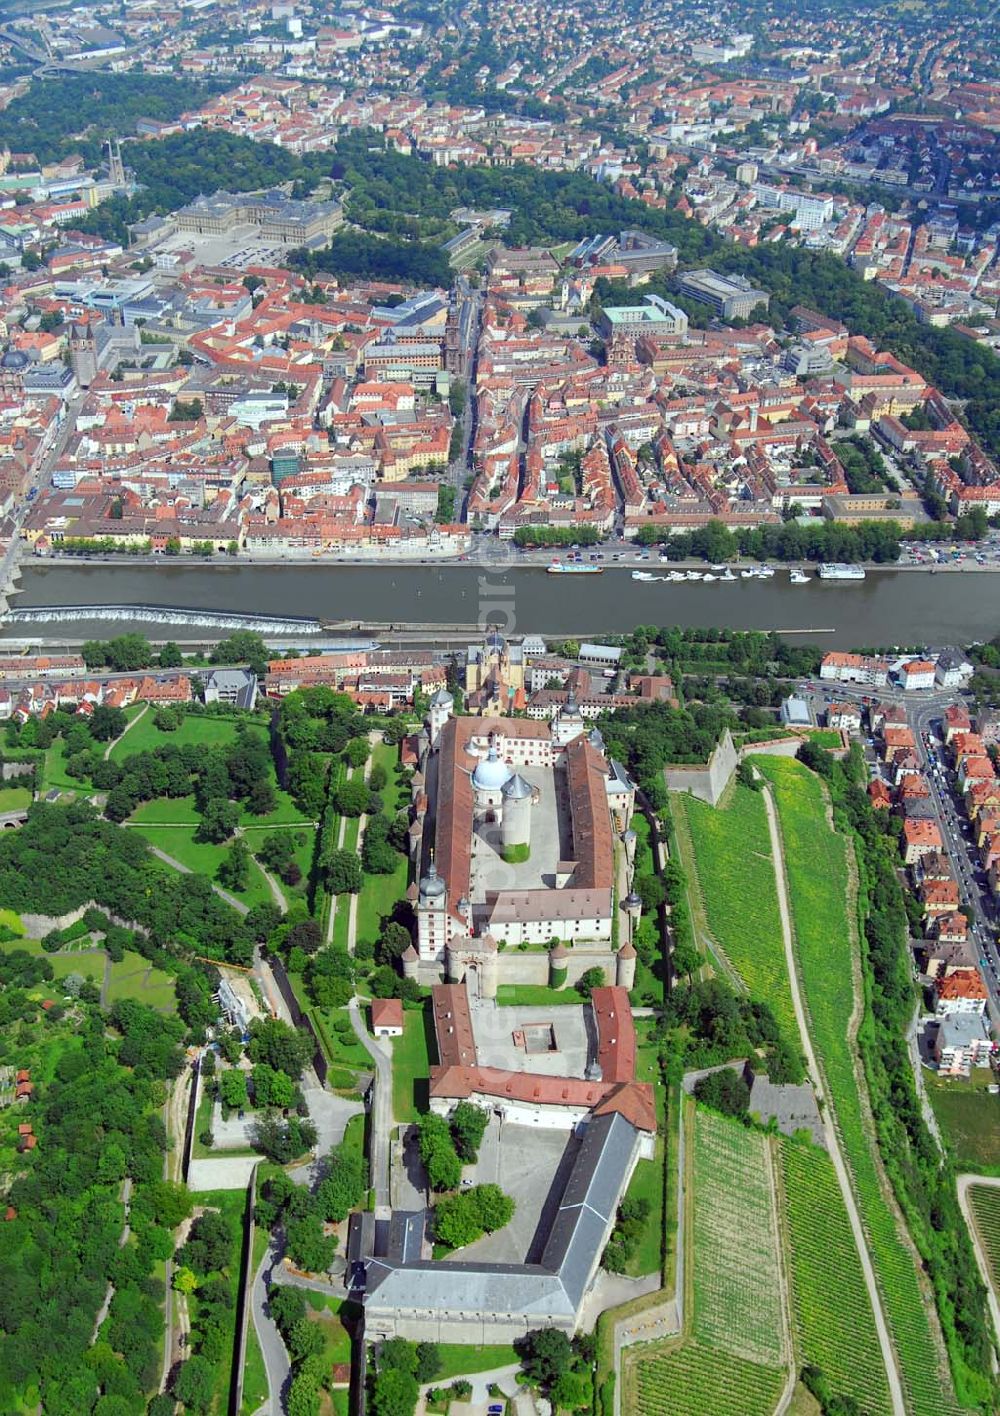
364, 1111, 640, 1323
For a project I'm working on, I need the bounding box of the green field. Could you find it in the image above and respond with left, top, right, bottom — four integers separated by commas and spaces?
130, 787, 308, 830
0, 784, 31, 812
674, 783, 794, 1038
391, 1007, 431, 1123
759, 756, 959, 1416
926, 1069, 1000, 1172
780, 1139, 892, 1413
109, 710, 262, 762
690, 1107, 785, 1367
129, 823, 274, 910
106, 950, 176, 1011
631, 1340, 784, 1416
968, 1186, 1000, 1292
0, 907, 24, 934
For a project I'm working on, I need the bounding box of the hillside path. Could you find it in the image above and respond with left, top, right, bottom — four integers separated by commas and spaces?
761, 785, 906, 1416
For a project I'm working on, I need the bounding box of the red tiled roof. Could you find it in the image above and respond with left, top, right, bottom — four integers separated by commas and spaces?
371, 998, 404, 1030
591, 986, 636, 1084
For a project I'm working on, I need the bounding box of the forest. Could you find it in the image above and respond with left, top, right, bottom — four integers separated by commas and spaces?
0, 73, 225, 166
0, 803, 251, 963
0, 992, 186, 1414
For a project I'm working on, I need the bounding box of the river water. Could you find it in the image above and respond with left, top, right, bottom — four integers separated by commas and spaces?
4, 562, 999, 647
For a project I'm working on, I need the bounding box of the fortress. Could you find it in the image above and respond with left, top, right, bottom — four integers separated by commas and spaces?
403, 687, 644, 994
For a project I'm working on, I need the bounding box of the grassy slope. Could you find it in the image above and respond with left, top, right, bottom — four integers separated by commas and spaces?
674, 783, 795, 1038
758, 756, 959, 1416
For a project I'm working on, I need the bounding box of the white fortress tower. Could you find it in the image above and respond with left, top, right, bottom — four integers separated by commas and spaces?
428, 689, 454, 748
416, 857, 448, 960
551, 693, 586, 748
500, 772, 533, 853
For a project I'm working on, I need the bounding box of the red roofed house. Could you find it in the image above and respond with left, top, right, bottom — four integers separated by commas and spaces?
902, 817, 943, 864
868, 780, 892, 810
934, 969, 989, 1017
371, 997, 404, 1038
899, 659, 936, 691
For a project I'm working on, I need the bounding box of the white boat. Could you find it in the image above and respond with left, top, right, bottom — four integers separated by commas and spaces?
632, 570, 656, 581
818, 562, 866, 581
668, 571, 686, 582
758, 565, 775, 578
686, 571, 703, 581
790, 568, 810, 585
741, 569, 756, 579
720, 569, 736, 582
702, 572, 717, 582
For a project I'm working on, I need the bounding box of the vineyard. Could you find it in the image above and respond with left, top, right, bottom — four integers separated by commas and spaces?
691, 1107, 785, 1368
633, 1340, 784, 1416
780, 1139, 893, 1413
969, 1185, 1000, 1292
625, 1104, 788, 1415
674, 783, 795, 1039
758, 757, 961, 1416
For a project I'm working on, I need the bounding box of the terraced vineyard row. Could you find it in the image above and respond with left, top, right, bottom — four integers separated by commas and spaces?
633, 1341, 784, 1416
780, 1139, 893, 1413
691, 1108, 785, 1368
759, 757, 961, 1416
675, 784, 796, 1039
969, 1185, 1000, 1291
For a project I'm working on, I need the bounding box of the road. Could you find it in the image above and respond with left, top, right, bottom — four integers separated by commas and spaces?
348, 997, 391, 1209
762, 783, 906, 1414
908, 698, 998, 1011
0, 389, 85, 604
250, 1233, 292, 1416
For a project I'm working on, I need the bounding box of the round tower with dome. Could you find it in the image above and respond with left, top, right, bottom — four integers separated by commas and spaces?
471, 745, 511, 814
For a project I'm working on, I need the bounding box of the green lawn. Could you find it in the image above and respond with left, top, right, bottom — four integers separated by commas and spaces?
495, 983, 583, 1007
39, 736, 87, 794
355, 849, 407, 949
241, 1322, 268, 1416
110, 710, 264, 762
370, 741, 405, 815
758, 756, 960, 1416
310, 1004, 371, 1072
673, 784, 794, 1039
0, 784, 31, 812
927, 1068, 1000, 1172
303, 1293, 355, 1365
433, 1343, 517, 1379
391, 1007, 431, 1123
621, 1146, 664, 1277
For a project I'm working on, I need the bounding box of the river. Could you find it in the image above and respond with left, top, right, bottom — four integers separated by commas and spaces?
3, 561, 998, 647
